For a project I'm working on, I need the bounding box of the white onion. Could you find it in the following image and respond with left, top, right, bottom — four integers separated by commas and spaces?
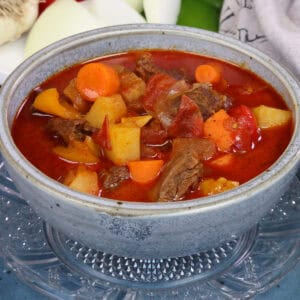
81, 0, 145, 27
143, 0, 181, 24
24, 0, 99, 57
123, 0, 143, 13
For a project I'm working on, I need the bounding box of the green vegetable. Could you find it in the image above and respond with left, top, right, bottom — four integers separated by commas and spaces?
177, 0, 223, 32
203, 0, 223, 9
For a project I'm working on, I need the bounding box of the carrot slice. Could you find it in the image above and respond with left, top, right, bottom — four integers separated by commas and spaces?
195, 64, 221, 84
128, 160, 164, 184
203, 109, 235, 152
76, 62, 120, 101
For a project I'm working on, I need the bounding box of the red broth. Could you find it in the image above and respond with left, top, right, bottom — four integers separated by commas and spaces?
12, 50, 293, 202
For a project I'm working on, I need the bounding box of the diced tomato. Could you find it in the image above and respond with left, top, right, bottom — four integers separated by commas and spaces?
168, 95, 203, 138
92, 116, 112, 150
228, 105, 261, 152
142, 73, 177, 112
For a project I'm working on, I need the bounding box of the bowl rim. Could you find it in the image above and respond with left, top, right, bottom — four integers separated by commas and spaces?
0, 24, 300, 216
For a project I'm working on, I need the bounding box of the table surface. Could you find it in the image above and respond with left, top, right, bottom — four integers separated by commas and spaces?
1, 257, 299, 299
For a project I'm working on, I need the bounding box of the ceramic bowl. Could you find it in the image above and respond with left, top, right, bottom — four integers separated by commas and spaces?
0, 24, 299, 259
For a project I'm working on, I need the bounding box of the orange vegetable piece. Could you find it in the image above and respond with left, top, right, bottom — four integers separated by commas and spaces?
203, 109, 235, 152
76, 62, 120, 101
53, 140, 99, 163
33, 88, 81, 119
209, 153, 234, 168
128, 160, 164, 184
200, 177, 239, 196
195, 64, 221, 84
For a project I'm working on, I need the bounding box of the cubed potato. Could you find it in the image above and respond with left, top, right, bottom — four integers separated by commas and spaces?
252, 105, 292, 129
85, 94, 127, 128
121, 115, 152, 127
106, 123, 140, 165
33, 88, 81, 119
53, 140, 99, 163
64, 165, 99, 195
200, 177, 239, 196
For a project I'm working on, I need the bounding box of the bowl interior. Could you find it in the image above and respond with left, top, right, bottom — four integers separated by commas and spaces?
1, 24, 300, 211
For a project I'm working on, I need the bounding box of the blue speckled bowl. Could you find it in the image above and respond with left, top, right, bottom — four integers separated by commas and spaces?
0, 24, 299, 258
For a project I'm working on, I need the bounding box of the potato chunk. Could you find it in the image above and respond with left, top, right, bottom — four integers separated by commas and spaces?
106, 123, 140, 165
121, 115, 152, 127
53, 139, 99, 163
200, 177, 239, 196
33, 88, 81, 119
252, 105, 292, 129
85, 94, 127, 128
64, 165, 99, 195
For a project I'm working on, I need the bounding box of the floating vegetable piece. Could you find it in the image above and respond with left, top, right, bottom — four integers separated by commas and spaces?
195, 64, 221, 84
200, 177, 239, 196
121, 115, 152, 127
85, 94, 127, 128
128, 159, 164, 184
53, 140, 100, 163
25, 0, 99, 57
143, 0, 181, 24
64, 165, 99, 195
82, 0, 145, 26
229, 105, 260, 152
33, 88, 81, 119
92, 116, 112, 150
203, 109, 235, 152
76, 62, 120, 101
106, 123, 140, 165
252, 105, 292, 129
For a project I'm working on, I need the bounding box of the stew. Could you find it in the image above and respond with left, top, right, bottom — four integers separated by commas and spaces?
12, 50, 293, 202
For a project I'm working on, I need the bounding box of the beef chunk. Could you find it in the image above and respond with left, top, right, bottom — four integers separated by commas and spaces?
153, 138, 216, 202
119, 69, 146, 112
185, 83, 232, 120
136, 52, 162, 82
136, 53, 187, 82
63, 79, 90, 113
141, 118, 169, 145
47, 118, 96, 144
171, 138, 216, 161
101, 166, 130, 189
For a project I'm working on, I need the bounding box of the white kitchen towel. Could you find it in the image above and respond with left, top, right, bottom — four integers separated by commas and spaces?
219, 0, 300, 78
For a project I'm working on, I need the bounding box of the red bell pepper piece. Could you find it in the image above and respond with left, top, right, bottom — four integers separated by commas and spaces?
228, 105, 261, 152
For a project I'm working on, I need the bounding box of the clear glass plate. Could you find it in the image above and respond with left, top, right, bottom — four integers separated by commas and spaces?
0, 158, 300, 299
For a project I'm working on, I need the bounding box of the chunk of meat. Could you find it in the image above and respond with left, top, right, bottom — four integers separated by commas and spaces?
100, 166, 129, 189
141, 118, 169, 145
47, 117, 96, 144
136, 52, 163, 82
153, 138, 216, 201
119, 69, 146, 112
136, 52, 187, 82
171, 138, 216, 161
63, 78, 90, 113
185, 83, 232, 120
